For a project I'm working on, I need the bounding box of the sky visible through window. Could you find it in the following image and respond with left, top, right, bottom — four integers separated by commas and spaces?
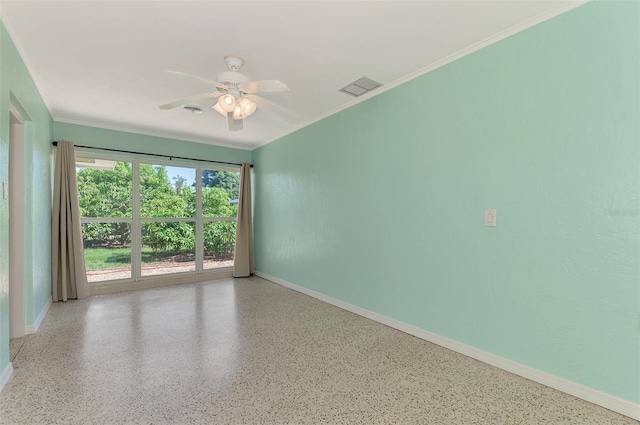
164, 165, 195, 188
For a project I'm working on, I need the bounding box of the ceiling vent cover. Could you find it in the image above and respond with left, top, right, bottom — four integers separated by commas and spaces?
339, 77, 382, 97
181, 105, 204, 114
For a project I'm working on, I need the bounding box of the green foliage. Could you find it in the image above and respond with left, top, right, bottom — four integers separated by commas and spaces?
204, 221, 236, 259
141, 191, 190, 218
77, 161, 132, 218
201, 188, 236, 257
77, 161, 237, 257
201, 170, 240, 200
142, 222, 195, 252
81, 223, 131, 248
203, 187, 237, 217
77, 163, 132, 247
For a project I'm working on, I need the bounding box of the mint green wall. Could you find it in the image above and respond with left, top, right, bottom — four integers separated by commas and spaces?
0, 29, 251, 378
252, 1, 639, 403
0, 21, 54, 373
54, 122, 251, 164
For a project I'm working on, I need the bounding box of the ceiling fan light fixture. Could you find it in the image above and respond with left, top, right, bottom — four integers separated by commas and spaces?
239, 97, 257, 117
217, 94, 236, 112
211, 102, 227, 116
161, 56, 299, 131
232, 105, 244, 120
232, 97, 257, 120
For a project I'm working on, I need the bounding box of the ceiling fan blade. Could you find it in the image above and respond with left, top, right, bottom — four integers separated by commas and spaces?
247, 95, 300, 125
166, 70, 226, 88
228, 113, 243, 131
238, 80, 289, 94
159, 92, 222, 110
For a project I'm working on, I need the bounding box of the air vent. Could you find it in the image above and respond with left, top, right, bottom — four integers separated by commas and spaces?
181, 105, 204, 114
339, 77, 382, 97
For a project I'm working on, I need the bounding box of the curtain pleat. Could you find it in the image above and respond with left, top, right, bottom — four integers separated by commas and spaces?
52, 141, 89, 301
233, 163, 254, 277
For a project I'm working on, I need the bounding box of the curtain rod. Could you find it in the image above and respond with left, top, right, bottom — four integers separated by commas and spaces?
52, 141, 253, 168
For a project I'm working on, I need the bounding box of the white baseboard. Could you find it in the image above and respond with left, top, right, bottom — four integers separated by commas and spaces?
26, 296, 52, 334
0, 362, 13, 394
255, 271, 639, 420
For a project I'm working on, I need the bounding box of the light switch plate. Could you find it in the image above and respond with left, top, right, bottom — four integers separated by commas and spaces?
484, 210, 496, 227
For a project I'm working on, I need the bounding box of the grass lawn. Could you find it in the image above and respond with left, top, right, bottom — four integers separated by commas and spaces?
83, 247, 197, 270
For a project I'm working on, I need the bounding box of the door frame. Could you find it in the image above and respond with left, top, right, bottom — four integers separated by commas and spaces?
8, 106, 26, 339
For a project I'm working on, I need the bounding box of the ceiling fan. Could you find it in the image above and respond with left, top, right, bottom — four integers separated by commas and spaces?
159, 55, 299, 131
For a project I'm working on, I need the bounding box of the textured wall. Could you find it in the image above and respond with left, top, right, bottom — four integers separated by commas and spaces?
0, 20, 7, 376
0, 21, 54, 374
252, 2, 639, 403
0, 33, 253, 379
54, 122, 252, 165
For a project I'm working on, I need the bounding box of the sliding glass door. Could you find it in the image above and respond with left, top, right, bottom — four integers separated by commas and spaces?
139, 164, 196, 277
202, 168, 238, 270
76, 156, 239, 283
77, 160, 133, 282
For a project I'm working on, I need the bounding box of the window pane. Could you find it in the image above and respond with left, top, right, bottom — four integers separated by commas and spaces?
82, 223, 132, 282
202, 169, 239, 218
77, 161, 132, 218
203, 221, 236, 270
140, 164, 196, 218
141, 222, 195, 276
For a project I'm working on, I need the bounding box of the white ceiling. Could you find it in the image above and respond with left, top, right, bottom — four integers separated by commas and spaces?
1, 1, 584, 150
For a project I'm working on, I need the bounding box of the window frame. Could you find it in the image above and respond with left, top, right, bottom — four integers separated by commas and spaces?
76, 151, 239, 283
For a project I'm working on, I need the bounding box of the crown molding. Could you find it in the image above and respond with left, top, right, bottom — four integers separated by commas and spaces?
3, 0, 589, 153
252, 0, 589, 151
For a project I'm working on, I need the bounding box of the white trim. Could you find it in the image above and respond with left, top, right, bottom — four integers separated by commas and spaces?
202, 217, 237, 222
8, 104, 26, 124
255, 271, 639, 421
132, 159, 141, 279
25, 296, 52, 334
8, 109, 26, 339
252, 0, 590, 150
137, 217, 237, 223
196, 168, 203, 271
3, 1, 588, 153
55, 118, 254, 151
78, 217, 237, 224
0, 362, 13, 394
80, 217, 133, 224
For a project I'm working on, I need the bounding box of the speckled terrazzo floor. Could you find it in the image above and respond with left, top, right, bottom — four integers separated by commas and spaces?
0, 277, 635, 424
8, 338, 25, 362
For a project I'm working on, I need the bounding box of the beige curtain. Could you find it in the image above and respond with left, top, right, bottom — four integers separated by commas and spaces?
52, 141, 89, 301
233, 163, 255, 277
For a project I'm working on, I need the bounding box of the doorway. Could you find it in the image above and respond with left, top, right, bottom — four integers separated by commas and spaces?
9, 110, 25, 342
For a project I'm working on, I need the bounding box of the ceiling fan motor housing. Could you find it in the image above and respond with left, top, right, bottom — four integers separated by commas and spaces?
216, 55, 249, 85
160, 54, 299, 131
216, 71, 250, 85
224, 55, 245, 71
